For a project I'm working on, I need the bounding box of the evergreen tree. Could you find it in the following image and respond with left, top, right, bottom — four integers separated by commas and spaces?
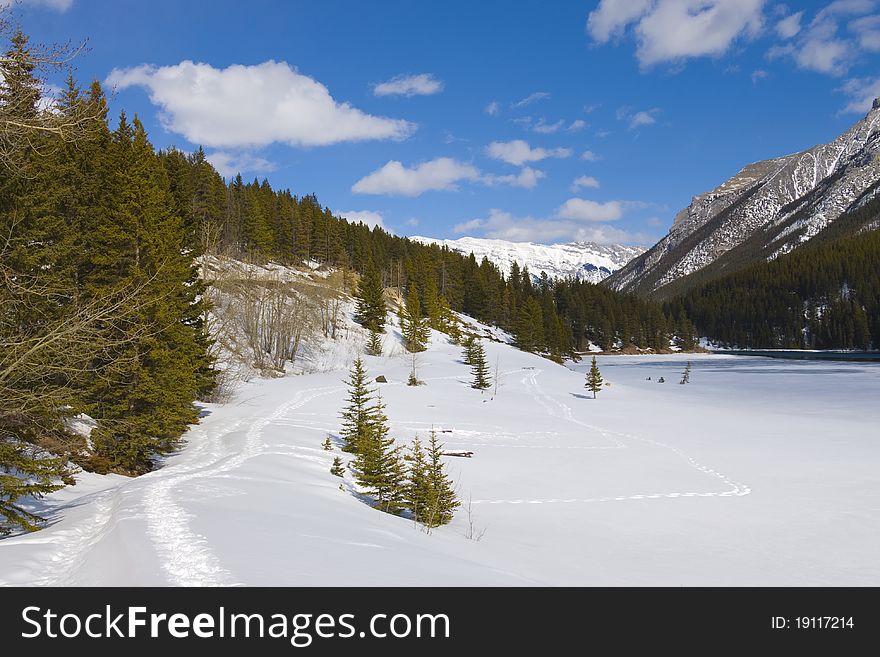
0, 440, 67, 535
461, 334, 476, 365
680, 361, 692, 385
329, 456, 345, 477
470, 340, 491, 390
353, 265, 386, 333
351, 393, 404, 513
339, 358, 374, 453
404, 435, 430, 523
365, 329, 383, 356
322, 436, 333, 451
423, 429, 459, 527
401, 285, 429, 352
586, 356, 603, 399
84, 116, 214, 474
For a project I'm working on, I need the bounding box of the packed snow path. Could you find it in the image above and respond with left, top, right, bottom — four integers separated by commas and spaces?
2, 336, 879, 586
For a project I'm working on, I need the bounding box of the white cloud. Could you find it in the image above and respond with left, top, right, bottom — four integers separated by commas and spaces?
405, 218, 419, 227
105, 60, 415, 148
588, 0, 766, 68
568, 119, 587, 131
850, 14, 880, 50
484, 167, 546, 190
751, 68, 769, 82
453, 209, 651, 244
206, 151, 275, 177
581, 149, 602, 161
1, 0, 73, 10
512, 91, 550, 108
340, 210, 390, 232
485, 139, 572, 166
533, 118, 565, 134
556, 198, 623, 222
485, 101, 500, 115
571, 175, 600, 192
838, 76, 880, 112
373, 73, 443, 97
769, 1, 878, 75
352, 157, 480, 196
618, 106, 660, 129
776, 11, 803, 38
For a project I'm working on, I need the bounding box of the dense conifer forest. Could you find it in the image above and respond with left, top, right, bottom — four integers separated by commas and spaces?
674, 196, 880, 350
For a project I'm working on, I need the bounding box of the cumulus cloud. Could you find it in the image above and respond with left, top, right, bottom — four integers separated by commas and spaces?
352, 156, 545, 196
207, 151, 275, 177
751, 68, 769, 82
776, 10, 804, 38
571, 175, 600, 192
453, 209, 651, 244
568, 119, 587, 131
617, 106, 660, 129
512, 91, 550, 108
556, 198, 624, 222
581, 149, 602, 161
352, 157, 480, 196
340, 210, 390, 232
485, 101, 500, 115
486, 139, 572, 166
838, 76, 880, 112
373, 73, 443, 97
768, 1, 878, 75
105, 60, 415, 148
587, 0, 766, 68
484, 167, 546, 190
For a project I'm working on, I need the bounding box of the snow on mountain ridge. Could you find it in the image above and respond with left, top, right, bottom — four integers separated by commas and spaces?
410, 236, 645, 283
609, 99, 880, 295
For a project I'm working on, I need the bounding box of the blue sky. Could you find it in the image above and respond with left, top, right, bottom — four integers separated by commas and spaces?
11, 0, 880, 245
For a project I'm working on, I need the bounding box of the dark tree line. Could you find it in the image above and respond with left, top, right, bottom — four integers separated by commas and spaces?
676, 197, 880, 350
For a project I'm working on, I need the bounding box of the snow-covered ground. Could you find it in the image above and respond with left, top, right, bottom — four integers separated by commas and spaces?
2, 335, 879, 586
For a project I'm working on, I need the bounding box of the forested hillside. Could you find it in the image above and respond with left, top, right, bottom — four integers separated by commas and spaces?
0, 26, 684, 534
676, 196, 880, 350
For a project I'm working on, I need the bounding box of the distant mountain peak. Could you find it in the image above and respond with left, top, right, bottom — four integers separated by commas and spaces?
607, 100, 880, 297
409, 235, 644, 283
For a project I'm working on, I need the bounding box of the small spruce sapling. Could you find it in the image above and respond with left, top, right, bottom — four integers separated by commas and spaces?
586, 355, 604, 399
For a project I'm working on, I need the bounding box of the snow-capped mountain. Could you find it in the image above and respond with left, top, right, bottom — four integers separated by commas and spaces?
607, 98, 880, 296
410, 236, 645, 283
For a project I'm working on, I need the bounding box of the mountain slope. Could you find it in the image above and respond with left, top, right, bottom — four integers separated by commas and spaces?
607, 99, 880, 297
410, 236, 644, 283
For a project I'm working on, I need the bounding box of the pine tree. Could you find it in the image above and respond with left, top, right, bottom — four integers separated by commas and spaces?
351, 393, 404, 513
680, 361, 692, 385
365, 329, 383, 356
461, 334, 476, 365
84, 115, 215, 474
401, 285, 428, 352
339, 358, 374, 453
322, 436, 333, 451
423, 429, 460, 527
470, 340, 491, 390
404, 435, 430, 523
330, 456, 345, 477
353, 265, 386, 333
586, 355, 603, 399
0, 440, 67, 535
